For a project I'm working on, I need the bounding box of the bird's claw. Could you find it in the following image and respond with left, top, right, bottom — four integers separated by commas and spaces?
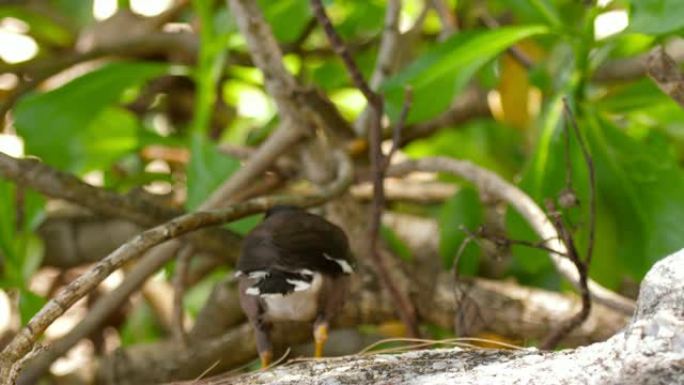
314, 323, 329, 358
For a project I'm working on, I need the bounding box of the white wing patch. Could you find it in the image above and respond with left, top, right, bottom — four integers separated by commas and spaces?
247, 271, 269, 279
323, 253, 354, 274
286, 279, 312, 292
235, 270, 270, 279
245, 287, 261, 296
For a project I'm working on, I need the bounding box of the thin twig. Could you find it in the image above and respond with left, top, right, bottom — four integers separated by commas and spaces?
561, 107, 574, 194
0, 151, 242, 262
475, 227, 567, 257
431, 0, 458, 38
540, 201, 591, 350
384, 87, 413, 169
0, 151, 353, 380
478, 11, 534, 69
357, 336, 523, 355
452, 228, 476, 279
400, 87, 491, 146
88, 267, 628, 383
538, 99, 596, 349
562, 98, 596, 265
172, 245, 194, 346
309, 0, 382, 108
387, 157, 635, 315
191, 360, 222, 383
265, 347, 291, 369
355, 0, 403, 135
310, 0, 419, 337
450, 231, 483, 337
3, 343, 43, 385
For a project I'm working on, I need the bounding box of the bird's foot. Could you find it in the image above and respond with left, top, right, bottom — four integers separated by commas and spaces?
260, 350, 273, 369
313, 322, 329, 358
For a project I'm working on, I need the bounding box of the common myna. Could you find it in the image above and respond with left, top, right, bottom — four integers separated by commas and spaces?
236, 205, 354, 367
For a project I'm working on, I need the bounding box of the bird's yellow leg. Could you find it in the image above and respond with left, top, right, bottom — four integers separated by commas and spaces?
260, 350, 273, 369
313, 322, 329, 358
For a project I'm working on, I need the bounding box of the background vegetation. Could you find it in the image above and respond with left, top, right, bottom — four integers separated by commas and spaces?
0, 0, 682, 383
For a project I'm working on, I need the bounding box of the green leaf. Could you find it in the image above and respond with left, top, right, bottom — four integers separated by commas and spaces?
0, 180, 45, 288
597, 78, 670, 113
584, 111, 684, 277
586, 204, 623, 290
404, 119, 525, 179
18, 289, 46, 324
185, 268, 229, 317
120, 302, 164, 346
0, 6, 73, 46
336, 1, 385, 40
0, 181, 17, 258
226, 214, 260, 235
185, 133, 240, 210
192, 0, 229, 135
380, 225, 413, 262
525, 0, 563, 28
49, 0, 95, 28
20, 234, 44, 283
628, 0, 684, 35
259, 0, 311, 43
438, 186, 482, 273
83, 108, 139, 170
505, 95, 582, 285
381, 25, 548, 123
14, 62, 168, 172
508, 96, 684, 285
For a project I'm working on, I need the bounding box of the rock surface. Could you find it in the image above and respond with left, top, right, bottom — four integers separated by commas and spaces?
182, 249, 684, 385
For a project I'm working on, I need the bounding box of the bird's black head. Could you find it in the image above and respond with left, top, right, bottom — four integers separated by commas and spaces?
264, 205, 302, 218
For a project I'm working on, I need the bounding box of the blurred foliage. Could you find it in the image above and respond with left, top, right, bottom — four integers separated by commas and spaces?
14, 62, 168, 173
382, 25, 547, 122
0, 0, 683, 357
438, 186, 482, 272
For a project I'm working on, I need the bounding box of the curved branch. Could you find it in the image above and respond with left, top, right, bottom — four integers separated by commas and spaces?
388, 157, 635, 315
0, 152, 353, 382
172, 249, 684, 385
593, 38, 684, 83
94, 271, 628, 383
0, 151, 241, 260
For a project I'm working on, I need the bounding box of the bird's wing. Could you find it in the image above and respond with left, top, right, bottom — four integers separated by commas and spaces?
237, 210, 354, 280
268, 215, 354, 275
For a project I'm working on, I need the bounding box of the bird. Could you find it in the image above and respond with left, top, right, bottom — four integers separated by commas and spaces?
236, 205, 354, 368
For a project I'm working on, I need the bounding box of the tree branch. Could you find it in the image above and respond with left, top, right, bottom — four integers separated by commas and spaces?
399, 87, 491, 146
310, 0, 419, 337
646, 45, 684, 108
93, 270, 628, 383
388, 157, 635, 315
0, 152, 353, 383
354, 0, 403, 135
172, 245, 193, 346
172, 249, 684, 385
593, 38, 684, 83
0, 152, 242, 261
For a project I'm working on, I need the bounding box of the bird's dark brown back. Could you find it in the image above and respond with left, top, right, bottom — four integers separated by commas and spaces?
237, 207, 354, 276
